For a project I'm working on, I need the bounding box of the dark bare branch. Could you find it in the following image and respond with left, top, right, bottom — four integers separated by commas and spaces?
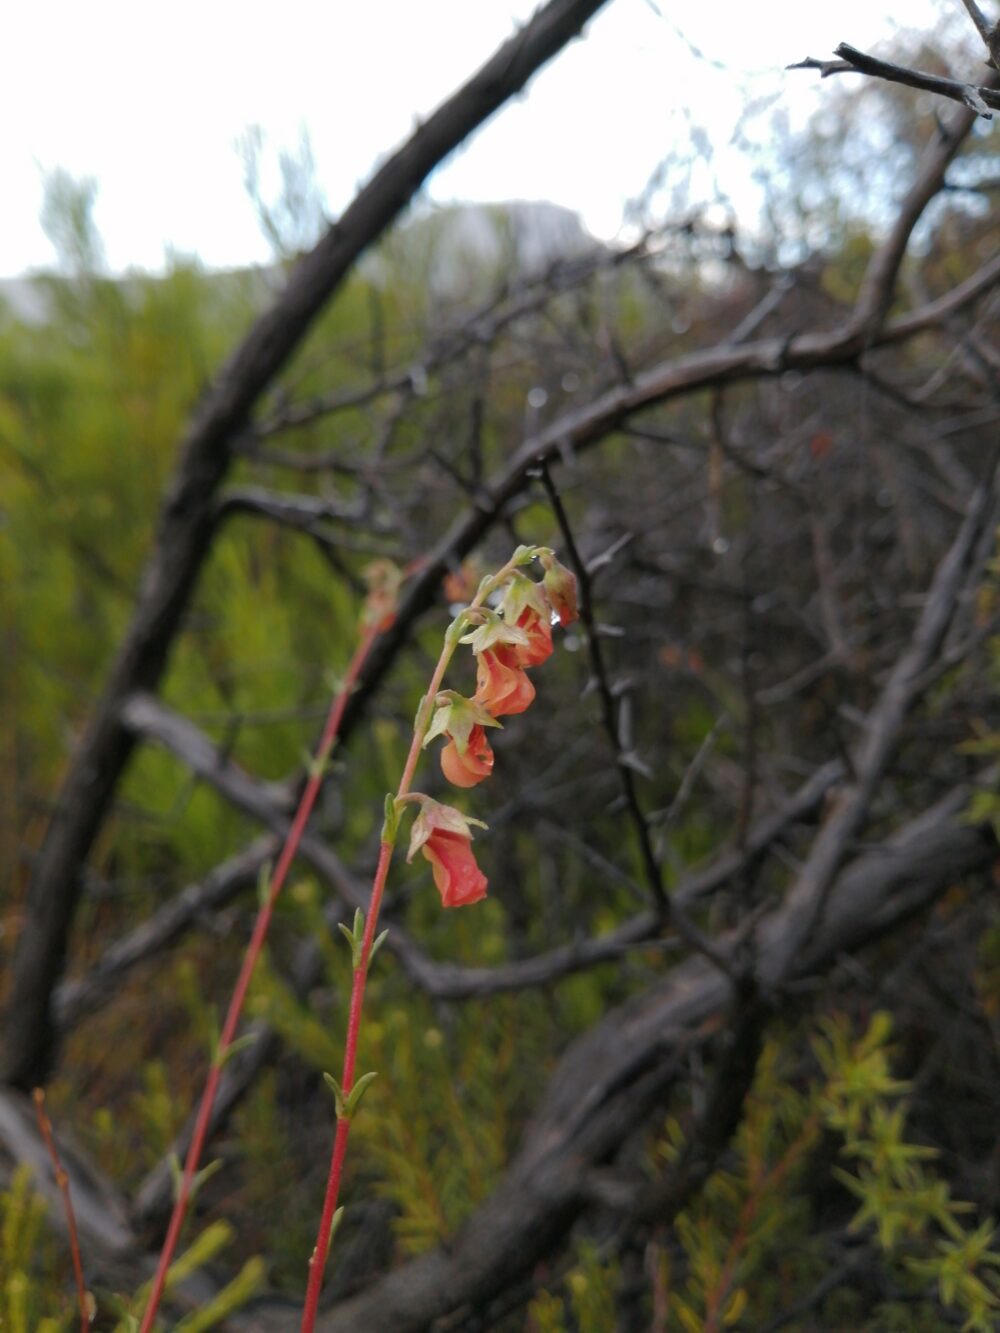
538, 461, 737, 979
790, 45, 1000, 116
217, 485, 378, 532
956, 0, 1000, 70
52, 838, 277, 1032
766, 463, 1000, 982
848, 84, 986, 337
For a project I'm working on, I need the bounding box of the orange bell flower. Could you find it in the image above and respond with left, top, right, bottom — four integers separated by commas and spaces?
407, 798, 488, 907
440, 723, 494, 787
474, 646, 535, 716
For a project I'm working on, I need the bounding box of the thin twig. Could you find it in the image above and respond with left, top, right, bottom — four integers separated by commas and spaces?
765, 456, 1000, 984
538, 459, 739, 981
789, 45, 1000, 115
32, 1088, 91, 1332
957, 0, 1000, 70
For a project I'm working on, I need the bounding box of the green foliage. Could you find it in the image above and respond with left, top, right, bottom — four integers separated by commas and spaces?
656, 1014, 1000, 1331
0, 1166, 71, 1332
249, 883, 556, 1258
40, 168, 105, 275
0, 1160, 265, 1330
527, 1240, 621, 1332
128, 1060, 182, 1166
526, 1014, 1000, 1331
112, 1220, 264, 1330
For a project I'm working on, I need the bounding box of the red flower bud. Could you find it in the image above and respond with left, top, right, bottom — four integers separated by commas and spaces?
498, 573, 554, 667
440, 724, 494, 788
540, 555, 579, 627
474, 647, 535, 716
511, 605, 553, 667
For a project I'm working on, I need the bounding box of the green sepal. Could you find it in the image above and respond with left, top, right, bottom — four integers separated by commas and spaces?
459, 607, 529, 656
413, 692, 435, 735
381, 794, 403, 845
511, 543, 542, 566
445, 610, 471, 645
406, 797, 489, 862
423, 692, 501, 752
499, 569, 551, 623
422, 702, 452, 749
214, 1031, 259, 1071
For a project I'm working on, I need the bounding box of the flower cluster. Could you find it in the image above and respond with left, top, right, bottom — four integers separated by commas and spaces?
407, 548, 578, 908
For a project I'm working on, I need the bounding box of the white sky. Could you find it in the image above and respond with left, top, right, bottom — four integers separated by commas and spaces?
1, 0, 948, 277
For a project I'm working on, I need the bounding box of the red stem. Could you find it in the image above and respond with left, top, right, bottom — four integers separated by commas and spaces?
299, 639, 455, 1330
139, 621, 380, 1332
33, 1087, 91, 1332
300, 561, 525, 1327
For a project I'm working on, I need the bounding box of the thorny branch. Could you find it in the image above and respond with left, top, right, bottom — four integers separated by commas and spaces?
790, 44, 1000, 116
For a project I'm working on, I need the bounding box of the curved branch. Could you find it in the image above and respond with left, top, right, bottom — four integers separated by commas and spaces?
52, 837, 277, 1032
790, 45, 1000, 116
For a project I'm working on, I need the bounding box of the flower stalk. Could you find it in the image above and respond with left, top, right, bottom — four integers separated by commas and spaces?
300, 545, 576, 1328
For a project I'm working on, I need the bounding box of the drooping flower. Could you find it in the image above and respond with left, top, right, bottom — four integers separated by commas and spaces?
512, 605, 553, 666
441, 724, 494, 787
500, 573, 554, 667
423, 691, 501, 788
474, 646, 535, 717
540, 552, 579, 628
406, 798, 488, 907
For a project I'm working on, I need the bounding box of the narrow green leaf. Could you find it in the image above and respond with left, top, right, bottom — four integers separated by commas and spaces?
325, 1206, 345, 1260
214, 1031, 259, 1070
189, 1158, 223, 1204
368, 928, 390, 967
345, 1071, 378, 1118
323, 1072, 347, 1120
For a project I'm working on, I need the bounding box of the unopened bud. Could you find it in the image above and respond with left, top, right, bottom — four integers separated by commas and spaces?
540, 554, 579, 627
